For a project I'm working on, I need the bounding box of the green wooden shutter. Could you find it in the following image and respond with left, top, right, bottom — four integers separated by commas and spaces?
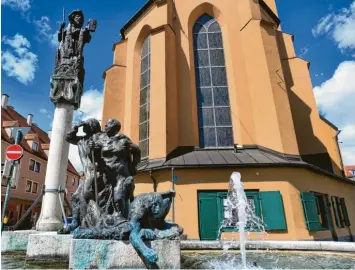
259, 191, 287, 230
331, 196, 341, 227
198, 192, 219, 240
340, 198, 350, 227
300, 192, 322, 231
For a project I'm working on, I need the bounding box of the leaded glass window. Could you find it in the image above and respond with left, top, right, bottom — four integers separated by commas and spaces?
193, 14, 234, 148
139, 36, 151, 158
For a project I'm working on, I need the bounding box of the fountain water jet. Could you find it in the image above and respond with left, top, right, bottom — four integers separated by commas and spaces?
218, 172, 265, 268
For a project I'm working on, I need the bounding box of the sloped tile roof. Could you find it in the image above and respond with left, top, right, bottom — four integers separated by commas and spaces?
2, 120, 19, 127
138, 146, 304, 170
137, 146, 354, 185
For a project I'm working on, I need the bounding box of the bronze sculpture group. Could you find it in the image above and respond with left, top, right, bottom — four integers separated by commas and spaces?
60, 118, 183, 263
53, 10, 183, 264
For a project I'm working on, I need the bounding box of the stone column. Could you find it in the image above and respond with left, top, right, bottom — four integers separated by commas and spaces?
36, 103, 74, 231
35, 9, 96, 231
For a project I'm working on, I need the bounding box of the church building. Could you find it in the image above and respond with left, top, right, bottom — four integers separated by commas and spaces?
101, 0, 355, 241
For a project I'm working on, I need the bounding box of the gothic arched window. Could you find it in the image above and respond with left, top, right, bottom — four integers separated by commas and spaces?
139, 36, 150, 158
193, 14, 233, 148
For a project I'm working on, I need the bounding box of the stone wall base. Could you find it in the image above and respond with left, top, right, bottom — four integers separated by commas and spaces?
1, 230, 36, 252
69, 239, 181, 269
25, 232, 73, 263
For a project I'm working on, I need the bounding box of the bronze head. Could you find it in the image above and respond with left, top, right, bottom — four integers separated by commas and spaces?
68, 10, 84, 28
104, 118, 121, 137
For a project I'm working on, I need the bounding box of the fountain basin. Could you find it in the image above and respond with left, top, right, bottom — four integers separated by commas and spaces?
181, 240, 355, 252
181, 250, 355, 269
2, 249, 355, 269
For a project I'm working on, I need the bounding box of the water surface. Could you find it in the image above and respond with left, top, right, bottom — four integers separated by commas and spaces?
2, 250, 355, 269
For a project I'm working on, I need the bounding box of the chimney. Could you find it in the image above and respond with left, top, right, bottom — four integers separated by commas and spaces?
2, 94, 9, 109
48, 130, 52, 139
27, 114, 33, 126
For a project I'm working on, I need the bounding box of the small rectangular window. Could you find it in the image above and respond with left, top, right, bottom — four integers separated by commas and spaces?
34, 162, 41, 173
72, 178, 75, 186
32, 182, 38, 194
29, 159, 35, 171
25, 180, 32, 192
32, 142, 38, 151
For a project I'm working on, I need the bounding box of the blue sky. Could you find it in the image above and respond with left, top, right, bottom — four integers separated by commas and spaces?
1, 0, 355, 170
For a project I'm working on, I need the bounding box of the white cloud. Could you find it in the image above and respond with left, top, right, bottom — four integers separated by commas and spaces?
314, 61, 355, 165
40, 108, 48, 114
39, 108, 52, 119
1, 0, 31, 12
33, 16, 58, 47
69, 145, 83, 173
74, 88, 104, 123
1, 34, 38, 84
339, 125, 355, 165
299, 46, 309, 57
312, 1, 355, 52
339, 125, 355, 142
68, 88, 104, 172
312, 14, 334, 36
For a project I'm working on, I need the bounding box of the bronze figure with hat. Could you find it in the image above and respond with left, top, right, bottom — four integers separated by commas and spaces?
50, 9, 97, 109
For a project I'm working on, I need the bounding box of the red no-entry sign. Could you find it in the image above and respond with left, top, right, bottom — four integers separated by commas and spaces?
6, 144, 23, 161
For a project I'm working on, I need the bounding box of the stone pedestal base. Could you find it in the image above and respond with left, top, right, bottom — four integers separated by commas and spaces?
26, 232, 73, 263
1, 230, 36, 252
69, 239, 181, 269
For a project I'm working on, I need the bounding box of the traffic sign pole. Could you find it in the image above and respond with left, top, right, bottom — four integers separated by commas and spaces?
1, 130, 24, 234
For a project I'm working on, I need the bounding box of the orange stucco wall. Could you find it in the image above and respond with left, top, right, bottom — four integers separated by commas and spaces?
263, 0, 278, 16
102, 0, 343, 172
278, 32, 343, 175
134, 167, 355, 241
318, 119, 343, 175
103, 0, 339, 160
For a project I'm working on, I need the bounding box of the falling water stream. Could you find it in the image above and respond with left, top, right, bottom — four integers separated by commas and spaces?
218, 172, 265, 269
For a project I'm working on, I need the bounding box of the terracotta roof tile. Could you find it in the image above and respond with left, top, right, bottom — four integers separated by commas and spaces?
2, 120, 19, 127
24, 133, 39, 140
41, 144, 50, 150
345, 165, 355, 177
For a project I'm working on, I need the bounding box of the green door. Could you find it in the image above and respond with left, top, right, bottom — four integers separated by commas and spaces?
198, 192, 219, 240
